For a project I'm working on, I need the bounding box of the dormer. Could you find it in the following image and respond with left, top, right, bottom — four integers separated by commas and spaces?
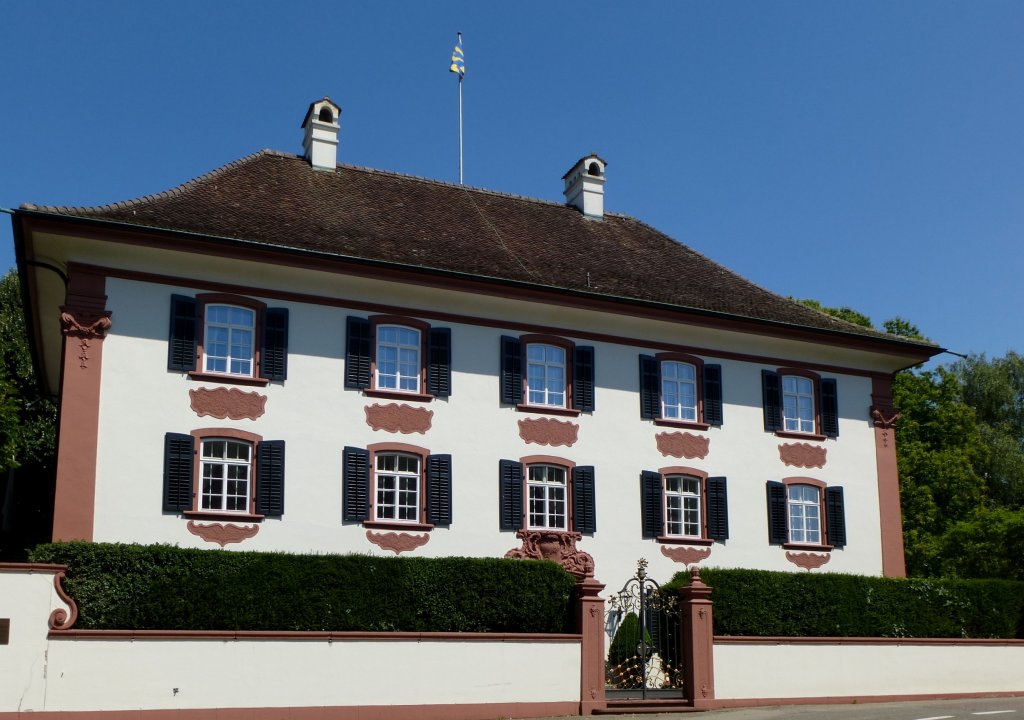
301, 97, 342, 171
562, 154, 607, 219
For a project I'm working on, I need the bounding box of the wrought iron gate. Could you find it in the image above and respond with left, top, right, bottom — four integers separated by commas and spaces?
604, 559, 684, 696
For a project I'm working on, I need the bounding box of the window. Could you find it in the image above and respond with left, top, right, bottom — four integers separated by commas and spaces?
345, 316, 451, 400
163, 429, 285, 519
761, 368, 838, 438
527, 464, 568, 530
342, 444, 452, 528
527, 345, 566, 407
766, 478, 846, 548
168, 294, 289, 384
500, 335, 594, 414
640, 468, 728, 542
498, 457, 596, 533
639, 354, 723, 427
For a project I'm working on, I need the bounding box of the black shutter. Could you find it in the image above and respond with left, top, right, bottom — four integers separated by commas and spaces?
703, 364, 724, 427
639, 355, 660, 420
342, 446, 370, 521
344, 317, 372, 389
640, 470, 663, 538
820, 378, 839, 438
255, 440, 286, 516
572, 465, 596, 534
572, 346, 596, 412
825, 486, 847, 548
500, 336, 522, 405
762, 370, 782, 432
766, 480, 788, 545
426, 328, 452, 398
498, 459, 524, 531
261, 308, 289, 381
163, 432, 194, 511
426, 454, 453, 526
706, 476, 729, 541
167, 295, 198, 372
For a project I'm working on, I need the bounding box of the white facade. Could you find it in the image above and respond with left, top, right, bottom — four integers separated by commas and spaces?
74, 245, 892, 588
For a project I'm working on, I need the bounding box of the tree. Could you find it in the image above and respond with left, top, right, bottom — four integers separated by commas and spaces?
952, 353, 1024, 508
0, 269, 56, 469
892, 367, 988, 576
793, 298, 873, 328
0, 268, 58, 560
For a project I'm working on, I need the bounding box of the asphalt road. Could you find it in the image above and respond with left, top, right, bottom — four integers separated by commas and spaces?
535, 697, 1024, 720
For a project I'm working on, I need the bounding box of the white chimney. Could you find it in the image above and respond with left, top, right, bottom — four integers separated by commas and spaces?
301, 97, 341, 171
562, 154, 607, 218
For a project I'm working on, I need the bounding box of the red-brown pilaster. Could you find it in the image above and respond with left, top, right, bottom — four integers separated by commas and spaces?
52, 267, 111, 542
678, 568, 716, 709
576, 577, 606, 715
871, 375, 906, 577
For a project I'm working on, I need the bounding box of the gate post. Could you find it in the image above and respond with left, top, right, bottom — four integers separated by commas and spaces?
677, 567, 715, 709
577, 576, 607, 715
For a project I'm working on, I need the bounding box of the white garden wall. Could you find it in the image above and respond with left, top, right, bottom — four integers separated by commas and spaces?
714, 637, 1024, 702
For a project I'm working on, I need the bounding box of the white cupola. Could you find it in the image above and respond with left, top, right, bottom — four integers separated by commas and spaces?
562, 154, 607, 219
301, 97, 341, 171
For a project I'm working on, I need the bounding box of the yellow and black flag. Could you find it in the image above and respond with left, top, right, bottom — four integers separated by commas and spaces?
449, 33, 465, 79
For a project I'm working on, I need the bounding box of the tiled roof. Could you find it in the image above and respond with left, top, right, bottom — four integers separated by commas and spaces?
22, 150, 934, 348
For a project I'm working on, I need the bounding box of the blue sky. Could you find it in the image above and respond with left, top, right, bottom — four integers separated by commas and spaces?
2, 1, 1022, 365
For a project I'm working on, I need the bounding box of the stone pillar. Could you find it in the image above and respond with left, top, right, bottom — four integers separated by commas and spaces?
678, 568, 715, 709
576, 576, 607, 716
52, 266, 111, 541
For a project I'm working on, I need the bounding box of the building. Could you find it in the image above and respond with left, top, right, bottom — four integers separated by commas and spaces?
12, 97, 940, 588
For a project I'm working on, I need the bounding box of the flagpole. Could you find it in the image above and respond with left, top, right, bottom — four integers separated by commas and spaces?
458, 74, 464, 185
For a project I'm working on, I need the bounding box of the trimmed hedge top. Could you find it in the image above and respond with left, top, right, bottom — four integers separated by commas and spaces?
666, 567, 1024, 639
29, 542, 578, 633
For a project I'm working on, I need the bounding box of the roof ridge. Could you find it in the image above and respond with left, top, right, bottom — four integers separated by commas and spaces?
20, 149, 287, 215
333, 160, 572, 210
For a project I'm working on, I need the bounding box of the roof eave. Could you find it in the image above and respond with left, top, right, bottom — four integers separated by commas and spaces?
15, 208, 944, 366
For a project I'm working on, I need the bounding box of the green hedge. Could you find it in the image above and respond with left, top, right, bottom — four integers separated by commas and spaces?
665, 568, 1024, 639
29, 542, 578, 633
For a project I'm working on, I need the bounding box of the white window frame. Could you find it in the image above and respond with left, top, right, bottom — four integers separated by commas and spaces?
374, 452, 421, 523
527, 464, 568, 530
782, 374, 816, 434
661, 361, 698, 421
526, 343, 567, 407
788, 483, 822, 544
664, 474, 702, 537
200, 438, 252, 513
376, 325, 421, 393
204, 304, 256, 377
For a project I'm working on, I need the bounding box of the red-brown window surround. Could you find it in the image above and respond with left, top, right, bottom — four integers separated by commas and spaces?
654, 352, 709, 430
182, 427, 264, 522
781, 476, 832, 551
189, 294, 269, 387
773, 367, 827, 441
364, 441, 433, 531
364, 315, 434, 402
655, 465, 714, 546
518, 334, 580, 417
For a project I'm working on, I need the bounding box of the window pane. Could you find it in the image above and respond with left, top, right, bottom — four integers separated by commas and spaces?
526, 344, 567, 407
203, 304, 255, 377
376, 325, 420, 393
665, 474, 701, 537
374, 453, 419, 522
200, 439, 251, 513
662, 361, 698, 421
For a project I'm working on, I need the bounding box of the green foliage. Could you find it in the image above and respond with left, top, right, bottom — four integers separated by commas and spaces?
668, 568, 1024, 639
607, 612, 652, 665
893, 367, 989, 577
28, 542, 578, 632
0, 269, 56, 470
953, 352, 1024, 508
883, 316, 929, 342
793, 298, 873, 328
937, 507, 1024, 580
